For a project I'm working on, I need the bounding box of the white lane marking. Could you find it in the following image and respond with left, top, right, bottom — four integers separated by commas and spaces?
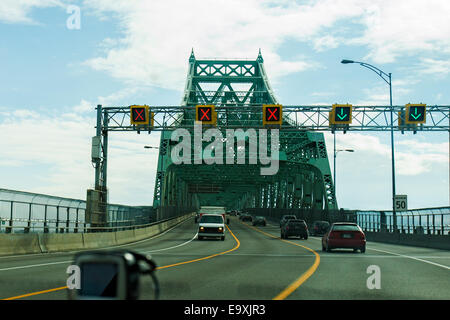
143, 233, 198, 254
0, 260, 72, 272
0, 217, 194, 260
0, 218, 198, 272
369, 247, 450, 270
308, 234, 450, 270
226, 253, 450, 259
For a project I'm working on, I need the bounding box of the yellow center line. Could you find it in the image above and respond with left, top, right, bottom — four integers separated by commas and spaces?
239, 220, 320, 300
2, 224, 240, 300
2, 286, 69, 301
156, 224, 240, 270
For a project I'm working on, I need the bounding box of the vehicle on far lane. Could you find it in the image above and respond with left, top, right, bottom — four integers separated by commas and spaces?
252, 216, 267, 226
310, 220, 330, 236
279, 215, 297, 227
281, 219, 308, 239
240, 214, 252, 222
322, 222, 366, 253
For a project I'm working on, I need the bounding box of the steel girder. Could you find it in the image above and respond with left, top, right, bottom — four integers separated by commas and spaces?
152, 51, 338, 210
100, 105, 450, 132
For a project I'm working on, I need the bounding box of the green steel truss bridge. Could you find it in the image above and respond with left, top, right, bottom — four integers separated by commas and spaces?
92, 50, 450, 219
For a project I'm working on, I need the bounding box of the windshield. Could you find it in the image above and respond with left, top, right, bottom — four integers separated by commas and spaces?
199, 215, 223, 224
332, 225, 360, 231
2, 3, 449, 303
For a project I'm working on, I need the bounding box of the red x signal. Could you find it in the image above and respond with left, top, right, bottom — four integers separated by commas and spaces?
196, 105, 216, 125
134, 109, 145, 121
199, 108, 211, 121
263, 104, 282, 126
267, 108, 278, 120
130, 105, 149, 125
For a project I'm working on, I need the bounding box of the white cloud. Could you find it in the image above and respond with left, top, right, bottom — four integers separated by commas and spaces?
323, 132, 449, 209
418, 58, 450, 75
4, 0, 449, 89
81, 0, 368, 90
78, 0, 450, 90
324, 132, 448, 176
355, 81, 412, 105
0, 105, 161, 205
313, 35, 340, 52
12, 109, 41, 118
73, 99, 93, 113
353, 0, 450, 63
0, 0, 64, 24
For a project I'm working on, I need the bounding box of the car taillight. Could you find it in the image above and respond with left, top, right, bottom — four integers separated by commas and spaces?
286, 226, 289, 230
359, 232, 365, 240
328, 231, 336, 239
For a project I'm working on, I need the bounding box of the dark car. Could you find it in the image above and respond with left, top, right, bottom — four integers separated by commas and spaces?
280, 215, 297, 227
240, 214, 252, 222
252, 216, 266, 226
310, 221, 330, 236
281, 219, 308, 239
322, 222, 366, 253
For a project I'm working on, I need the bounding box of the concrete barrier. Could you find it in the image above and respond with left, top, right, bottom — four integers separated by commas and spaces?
0, 212, 195, 256
115, 229, 136, 245
40, 233, 84, 253
83, 232, 117, 249
366, 231, 450, 250
135, 225, 159, 241
0, 233, 41, 255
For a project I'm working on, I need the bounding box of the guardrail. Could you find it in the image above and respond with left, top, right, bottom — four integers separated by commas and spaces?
0, 189, 194, 234
356, 207, 450, 235
242, 206, 450, 236
0, 212, 196, 256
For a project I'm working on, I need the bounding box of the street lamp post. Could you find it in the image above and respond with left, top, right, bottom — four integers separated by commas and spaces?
333, 131, 354, 199
341, 59, 397, 231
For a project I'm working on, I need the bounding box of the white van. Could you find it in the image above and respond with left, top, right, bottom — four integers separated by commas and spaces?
198, 214, 225, 241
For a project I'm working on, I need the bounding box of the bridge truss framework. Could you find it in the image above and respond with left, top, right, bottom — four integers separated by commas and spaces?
89, 50, 450, 224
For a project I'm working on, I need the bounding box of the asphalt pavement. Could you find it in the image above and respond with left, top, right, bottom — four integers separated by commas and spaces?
0, 216, 448, 300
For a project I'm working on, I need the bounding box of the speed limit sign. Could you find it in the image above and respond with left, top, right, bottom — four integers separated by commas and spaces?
395, 195, 408, 212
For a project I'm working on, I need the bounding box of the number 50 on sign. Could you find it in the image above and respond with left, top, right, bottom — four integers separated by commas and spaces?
395, 195, 407, 211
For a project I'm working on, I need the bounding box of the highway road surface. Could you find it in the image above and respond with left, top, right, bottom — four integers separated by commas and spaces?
0, 216, 449, 300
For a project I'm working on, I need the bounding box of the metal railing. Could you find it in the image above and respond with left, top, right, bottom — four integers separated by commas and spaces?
356, 207, 450, 235
242, 206, 450, 236
0, 189, 155, 234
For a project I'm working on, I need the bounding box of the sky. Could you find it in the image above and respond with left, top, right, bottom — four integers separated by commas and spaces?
0, 0, 449, 210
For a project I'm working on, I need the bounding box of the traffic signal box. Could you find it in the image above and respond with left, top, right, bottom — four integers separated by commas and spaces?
196, 105, 217, 125
330, 104, 352, 125
130, 105, 150, 125
262, 104, 283, 126
405, 104, 426, 124
130, 105, 154, 134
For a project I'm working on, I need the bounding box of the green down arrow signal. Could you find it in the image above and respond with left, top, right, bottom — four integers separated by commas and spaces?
411, 108, 422, 120
337, 108, 348, 120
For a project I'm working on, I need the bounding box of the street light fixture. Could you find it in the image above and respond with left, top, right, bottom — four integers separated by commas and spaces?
341, 58, 397, 231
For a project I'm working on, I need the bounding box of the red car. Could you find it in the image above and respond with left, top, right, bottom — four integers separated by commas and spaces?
322, 222, 366, 253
